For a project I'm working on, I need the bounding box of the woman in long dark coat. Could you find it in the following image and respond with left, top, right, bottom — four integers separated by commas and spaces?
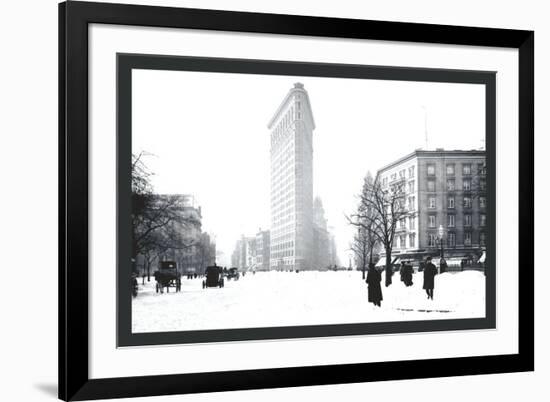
366, 263, 383, 307
423, 256, 438, 300
403, 262, 414, 287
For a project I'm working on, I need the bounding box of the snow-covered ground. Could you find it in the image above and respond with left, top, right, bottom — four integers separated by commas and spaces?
132, 270, 485, 333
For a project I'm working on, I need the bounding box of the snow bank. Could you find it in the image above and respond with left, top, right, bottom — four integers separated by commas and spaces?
132, 270, 485, 333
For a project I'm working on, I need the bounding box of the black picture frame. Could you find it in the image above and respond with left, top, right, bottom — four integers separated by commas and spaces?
59, 1, 534, 400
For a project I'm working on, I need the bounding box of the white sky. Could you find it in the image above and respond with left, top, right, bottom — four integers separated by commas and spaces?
133, 69, 485, 266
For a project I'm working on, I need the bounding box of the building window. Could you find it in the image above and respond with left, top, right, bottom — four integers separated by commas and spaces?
400, 235, 406, 249
391, 173, 397, 181
408, 180, 415, 193
480, 232, 486, 246
447, 179, 455, 191
400, 218, 406, 229
399, 169, 406, 179
409, 233, 416, 248
464, 196, 472, 209
480, 196, 486, 208
428, 233, 437, 247
480, 214, 487, 227
427, 179, 436, 192
463, 178, 471, 191
409, 166, 415, 178
478, 163, 486, 175
463, 163, 472, 175
427, 164, 435, 176
429, 215, 436, 228
428, 197, 436, 209
480, 178, 487, 191
464, 232, 472, 246
448, 214, 455, 228
409, 216, 416, 230
464, 214, 472, 227
408, 196, 416, 210
448, 196, 455, 209
448, 232, 456, 247
446, 164, 455, 176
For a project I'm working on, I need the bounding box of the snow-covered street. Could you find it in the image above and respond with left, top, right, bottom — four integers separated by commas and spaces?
132, 270, 485, 333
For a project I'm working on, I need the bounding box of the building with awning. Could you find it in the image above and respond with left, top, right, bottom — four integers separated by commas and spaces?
376, 149, 487, 268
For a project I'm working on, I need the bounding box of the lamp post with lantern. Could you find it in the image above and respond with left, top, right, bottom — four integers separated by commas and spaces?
438, 224, 447, 273
438, 224, 445, 259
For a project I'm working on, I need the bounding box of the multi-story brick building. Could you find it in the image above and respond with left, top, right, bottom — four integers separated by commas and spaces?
377, 149, 487, 265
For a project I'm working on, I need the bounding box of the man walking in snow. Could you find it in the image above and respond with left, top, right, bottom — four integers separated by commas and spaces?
366, 263, 383, 307
423, 256, 438, 300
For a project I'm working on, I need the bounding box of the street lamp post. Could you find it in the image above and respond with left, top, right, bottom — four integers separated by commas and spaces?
438, 224, 445, 259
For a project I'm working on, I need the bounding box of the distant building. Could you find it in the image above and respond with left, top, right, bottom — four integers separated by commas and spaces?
312, 197, 331, 270
376, 149, 487, 265
268, 83, 315, 271
327, 230, 340, 267
231, 235, 256, 271
136, 194, 215, 275
255, 229, 271, 271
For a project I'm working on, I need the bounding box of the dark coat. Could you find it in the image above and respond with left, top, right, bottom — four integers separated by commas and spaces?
403, 264, 414, 286
440, 259, 448, 274
366, 269, 383, 303
399, 264, 406, 281
423, 262, 438, 289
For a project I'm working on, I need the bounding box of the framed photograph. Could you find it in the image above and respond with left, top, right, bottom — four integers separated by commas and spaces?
59, 1, 534, 400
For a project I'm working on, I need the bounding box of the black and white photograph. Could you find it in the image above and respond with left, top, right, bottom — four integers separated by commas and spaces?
122, 55, 493, 339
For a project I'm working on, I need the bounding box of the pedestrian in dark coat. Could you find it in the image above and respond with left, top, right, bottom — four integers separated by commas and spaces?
403, 261, 414, 287
439, 257, 447, 274
423, 257, 438, 299
399, 261, 406, 282
366, 263, 383, 307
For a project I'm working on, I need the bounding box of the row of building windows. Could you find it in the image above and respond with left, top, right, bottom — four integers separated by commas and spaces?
427, 162, 486, 177
398, 216, 416, 231
427, 195, 486, 209
271, 240, 295, 252
427, 231, 486, 247
426, 178, 487, 192
382, 165, 416, 187
428, 213, 486, 228
396, 233, 416, 249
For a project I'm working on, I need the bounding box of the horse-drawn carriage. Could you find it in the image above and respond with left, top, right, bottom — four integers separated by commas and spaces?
154, 261, 181, 293
202, 265, 224, 289
226, 267, 240, 281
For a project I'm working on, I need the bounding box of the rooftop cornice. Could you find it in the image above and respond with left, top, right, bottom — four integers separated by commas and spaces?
267, 83, 316, 130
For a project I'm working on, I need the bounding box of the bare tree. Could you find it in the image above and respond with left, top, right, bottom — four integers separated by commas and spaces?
348, 171, 408, 286
349, 173, 379, 279
131, 153, 200, 273
350, 227, 369, 280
